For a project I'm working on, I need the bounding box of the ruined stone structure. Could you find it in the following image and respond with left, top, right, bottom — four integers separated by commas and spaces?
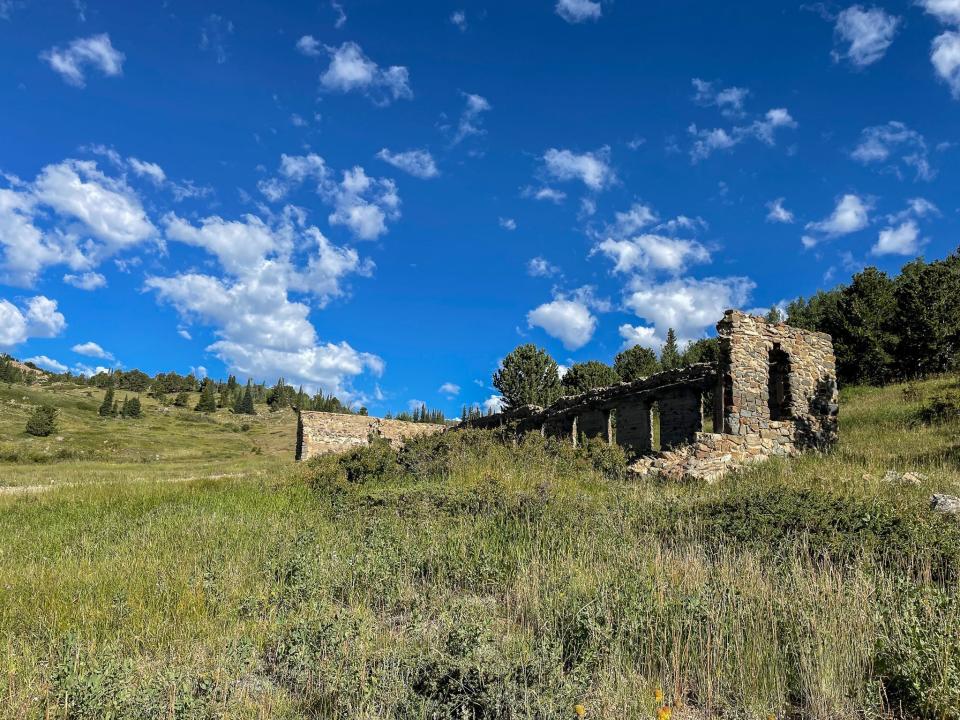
296, 411, 445, 460
461, 310, 838, 482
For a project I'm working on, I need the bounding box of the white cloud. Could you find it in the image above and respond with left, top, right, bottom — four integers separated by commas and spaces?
919, 0, 960, 25
25, 355, 68, 373
0, 295, 66, 347
499, 217, 517, 230
72, 341, 113, 360
320, 41, 412, 105
604, 202, 658, 237
63, 271, 106, 290
332, 1, 347, 28
376, 148, 439, 178
931, 31, 960, 98
542, 147, 615, 190
296, 35, 322, 57
766, 198, 795, 223
527, 287, 607, 350
833, 6, 900, 67
887, 197, 940, 223
147, 210, 379, 396
450, 10, 467, 30
200, 14, 233, 64
128, 157, 166, 184
453, 92, 491, 144
40, 33, 124, 87
622, 276, 755, 346
439, 382, 460, 397
483, 395, 505, 413
618, 323, 659, 351
177, 327, 192, 340
527, 256, 560, 277
851, 121, 934, 180
692, 78, 749, 117
259, 154, 401, 240
595, 234, 711, 275
805, 193, 870, 239
688, 108, 796, 162
524, 186, 567, 203
556, 0, 602, 23
872, 220, 924, 256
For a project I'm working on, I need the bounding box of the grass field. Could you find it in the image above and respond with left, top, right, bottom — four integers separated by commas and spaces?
0, 377, 959, 718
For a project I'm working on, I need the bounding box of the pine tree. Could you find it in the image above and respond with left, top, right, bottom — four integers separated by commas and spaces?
492, 343, 562, 410
111, 400, 119, 416
123, 396, 142, 419
173, 391, 189, 407
25, 405, 57, 437
99, 387, 115, 417
195, 380, 217, 412
614, 345, 660, 381
120, 396, 129, 417
561, 361, 620, 395
660, 329, 682, 370
235, 382, 255, 415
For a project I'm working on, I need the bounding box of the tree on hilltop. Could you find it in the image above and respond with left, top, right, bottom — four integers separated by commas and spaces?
493, 344, 562, 410
561, 360, 619, 395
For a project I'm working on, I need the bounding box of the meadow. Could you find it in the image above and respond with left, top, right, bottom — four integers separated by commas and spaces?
0, 376, 959, 718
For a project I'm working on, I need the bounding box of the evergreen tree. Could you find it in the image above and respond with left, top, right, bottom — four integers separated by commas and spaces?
765, 306, 784, 324
681, 338, 720, 366
195, 380, 217, 412
614, 345, 660, 381
173, 391, 189, 407
234, 382, 256, 415
660, 329, 682, 370
99, 387, 115, 417
492, 343, 562, 410
893, 253, 960, 378
561, 360, 620, 395
120, 396, 129, 418
25, 405, 57, 437
123, 396, 142, 419
111, 399, 119, 416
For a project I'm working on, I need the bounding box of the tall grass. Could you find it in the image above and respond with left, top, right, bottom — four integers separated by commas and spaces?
0, 377, 958, 718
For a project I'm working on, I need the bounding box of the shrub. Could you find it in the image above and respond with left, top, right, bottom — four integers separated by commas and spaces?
582, 436, 628, 482
173, 391, 189, 407
916, 392, 960, 425
25, 405, 57, 437
121, 396, 142, 419
339, 435, 399, 484
877, 582, 960, 719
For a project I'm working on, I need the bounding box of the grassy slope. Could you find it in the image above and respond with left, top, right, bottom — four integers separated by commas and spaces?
0, 377, 958, 718
0, 382, 295, 487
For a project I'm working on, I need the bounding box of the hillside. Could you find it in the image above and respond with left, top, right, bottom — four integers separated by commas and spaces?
0, 376, 959, 718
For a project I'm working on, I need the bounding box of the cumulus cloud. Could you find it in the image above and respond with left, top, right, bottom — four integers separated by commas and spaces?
40, 33, 124, 87
499, 217, 517, 231
25, 355, 68, 373
594, 234, 711, 275
63, 271, 106, 290
376, 148, 439, 178
527, 256, 560, 277
527, 287, 608, 350
766, 198, 795, 223
439, 382, 460, 397
919, 0, 960, 25
556, 0, 602, 23
618, 323, 660, 351
296, 35, 322, 57
931, 31, 960, 98
692, 78, 749, 117
0, 295, 67, 347
320, 41, 412, 105
258, 153, 401, 240
483, 395, 505, 413
688, 108, 797, 162
621, 276, 755, 348
542, 147, 615, 190
452, 93, 491, 145
872, 220, 924, 256
832, 6, 900, 67
523, 186, 567, 204
147, 210, 380, 396
128, 157, 166, 184
804, 194, 870, 245
72, 341, 113, 360
0, 160, 155, 287
851, 121, 934, 181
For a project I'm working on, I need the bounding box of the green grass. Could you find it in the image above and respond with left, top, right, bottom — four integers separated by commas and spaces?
0, 377, 959, 718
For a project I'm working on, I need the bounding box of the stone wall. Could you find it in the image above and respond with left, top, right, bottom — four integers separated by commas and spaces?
717, 310, 838, 449
296, 411, 445, 460
458, 309, 838, 483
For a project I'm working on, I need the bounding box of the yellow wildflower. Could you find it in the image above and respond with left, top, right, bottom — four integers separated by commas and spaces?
574, 704, 586, 718
657, 706, 672, 720
654, 687, 664, 704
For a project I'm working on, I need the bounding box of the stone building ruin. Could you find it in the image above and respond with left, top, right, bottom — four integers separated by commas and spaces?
460, 310, 838, 482
296, 310, 838, 482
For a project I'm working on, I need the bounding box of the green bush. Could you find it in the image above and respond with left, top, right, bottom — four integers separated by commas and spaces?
582, 436, 628, 482
25, 405, 57, 437
339, 435, 399, 484
916, 392, 960, 425
878, 582, 960, 719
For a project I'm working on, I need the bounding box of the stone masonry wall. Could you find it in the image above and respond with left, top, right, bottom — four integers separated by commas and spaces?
717, 310, 838, 449
297, 411, 445, 460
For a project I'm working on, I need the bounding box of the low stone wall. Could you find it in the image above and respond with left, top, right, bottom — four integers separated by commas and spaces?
630, 422, 798, 483
296, 411, 445, 460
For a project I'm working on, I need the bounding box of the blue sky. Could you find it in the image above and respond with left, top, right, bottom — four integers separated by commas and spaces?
1, 0, 959, 415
